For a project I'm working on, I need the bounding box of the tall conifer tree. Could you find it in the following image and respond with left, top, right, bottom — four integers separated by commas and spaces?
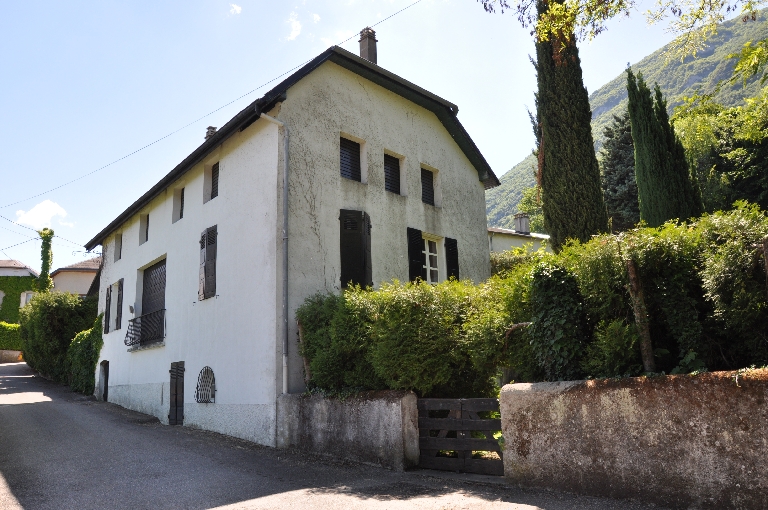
534, 0, 608, 251
600, 111, 640, 232
626, 69, 703, 227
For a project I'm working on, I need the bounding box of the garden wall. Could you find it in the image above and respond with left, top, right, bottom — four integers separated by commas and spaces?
276, 390, 419, 471
500, 370, 768, 509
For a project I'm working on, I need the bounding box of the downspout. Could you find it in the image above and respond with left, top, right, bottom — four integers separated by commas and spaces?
260, 112, 290, 395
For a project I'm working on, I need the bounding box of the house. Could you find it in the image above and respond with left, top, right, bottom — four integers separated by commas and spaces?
84, 30, 499, 446
0, 260, 38, 315
488, 213, 550, 253
51, 257, 101, 296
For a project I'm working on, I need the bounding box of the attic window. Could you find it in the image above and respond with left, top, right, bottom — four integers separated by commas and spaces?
384, 154, 401, 194
421, 168, 435, 206
340, 137, 361, 182
139, 214, 149, 245
204, 162, 220, 203
172, 187, 185, 223
114, 234, 123, 262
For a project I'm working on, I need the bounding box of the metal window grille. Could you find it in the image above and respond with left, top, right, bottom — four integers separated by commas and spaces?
195, 366, 216, 403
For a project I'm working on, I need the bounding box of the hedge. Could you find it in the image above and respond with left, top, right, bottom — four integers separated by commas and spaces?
299, 202, 768, 392
0, 275, 36, 323
0, 322, 23, 351
65, 315, 104, 394
19, 292, 97, 382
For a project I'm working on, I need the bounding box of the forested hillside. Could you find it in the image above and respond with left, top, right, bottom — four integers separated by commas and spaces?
487, 15, 768, 228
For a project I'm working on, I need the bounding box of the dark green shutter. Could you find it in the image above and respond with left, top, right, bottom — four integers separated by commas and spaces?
115, 279, 124, 330
407, 227, 426, 281
104, 285, 111, 334
384, 154, 400, 194
421, 169, 435, 206
340, 209, 372, 288
199, 226, 217, 300
340, 138, 361, 181
445, 238, 459, 280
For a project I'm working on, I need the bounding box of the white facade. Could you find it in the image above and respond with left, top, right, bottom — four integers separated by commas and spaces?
90, 47, 496, 447
488, 227, 550, 253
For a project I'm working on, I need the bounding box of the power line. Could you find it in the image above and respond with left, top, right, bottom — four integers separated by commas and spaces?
0, 238, 40, 251
0, 214, 85, 248
0, 0, 426, 211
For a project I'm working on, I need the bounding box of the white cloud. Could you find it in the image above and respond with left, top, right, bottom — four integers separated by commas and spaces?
312, 13, 321, 23
16, 200, 68, 230
230, 4, 242, 14
287, 12, 302, 40
58, 220, 75, 228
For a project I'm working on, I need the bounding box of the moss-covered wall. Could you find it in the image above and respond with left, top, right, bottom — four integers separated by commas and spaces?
0, 276, 36, 323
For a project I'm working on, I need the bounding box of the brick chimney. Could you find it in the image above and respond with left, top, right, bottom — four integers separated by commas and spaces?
205, 126, 218, 140
359, 27, 377, 64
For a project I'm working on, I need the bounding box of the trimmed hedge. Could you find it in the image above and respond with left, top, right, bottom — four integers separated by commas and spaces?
65, 315, 104, 394
0, 322, 23, 351
299, 203, 768, 391
19, 292, 97, 382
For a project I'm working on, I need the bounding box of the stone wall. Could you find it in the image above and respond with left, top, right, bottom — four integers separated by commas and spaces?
500, 370, 768, 509
276, 391, 419, 471
0, 351, 23, 363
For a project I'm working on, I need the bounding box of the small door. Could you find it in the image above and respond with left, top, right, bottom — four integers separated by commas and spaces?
168, 361, 185, 426
100, 361, 109, 402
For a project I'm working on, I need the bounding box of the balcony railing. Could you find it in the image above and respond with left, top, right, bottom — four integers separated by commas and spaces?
124, 309, 166, 347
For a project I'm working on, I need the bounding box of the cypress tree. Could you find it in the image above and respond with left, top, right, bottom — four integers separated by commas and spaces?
534, 0, 608, 252
626, 69, 703, 227
599, 111, 640, 232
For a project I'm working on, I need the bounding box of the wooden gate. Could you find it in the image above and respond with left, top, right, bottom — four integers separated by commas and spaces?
418, 398, 503, 476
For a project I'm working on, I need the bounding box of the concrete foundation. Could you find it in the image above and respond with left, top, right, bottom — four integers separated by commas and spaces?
499, 370, 768, 509
276, 391, 419, 471
0, 350, 23, 363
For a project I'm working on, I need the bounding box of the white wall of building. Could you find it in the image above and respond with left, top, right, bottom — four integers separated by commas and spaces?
275, 61, 492, 393
96, 118, 280, 446
52, 271, 96, 296
488, 230, 550, 253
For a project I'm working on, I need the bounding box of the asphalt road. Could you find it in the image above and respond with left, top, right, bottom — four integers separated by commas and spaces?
0, 362, 666, 510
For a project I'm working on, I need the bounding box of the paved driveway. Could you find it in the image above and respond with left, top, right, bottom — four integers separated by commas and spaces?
0, 362, 665, 510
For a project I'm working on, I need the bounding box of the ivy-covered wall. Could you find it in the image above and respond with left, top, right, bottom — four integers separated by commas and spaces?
0, 276, 36, 324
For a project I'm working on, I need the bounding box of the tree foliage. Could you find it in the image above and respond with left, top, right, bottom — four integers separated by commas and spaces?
534, 0, 608, 251
599, 110, 640, 232
627, 69, 702, 226
64, 315, 104, 395
36, 228, 53, 292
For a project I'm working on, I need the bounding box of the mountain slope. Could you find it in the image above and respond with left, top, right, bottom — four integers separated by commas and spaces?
487, 15, 768, 228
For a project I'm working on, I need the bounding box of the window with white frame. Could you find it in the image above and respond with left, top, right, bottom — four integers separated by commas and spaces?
422, 235, 439, 284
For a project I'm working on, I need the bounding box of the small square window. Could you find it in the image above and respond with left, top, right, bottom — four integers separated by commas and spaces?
340, 138, 361, 182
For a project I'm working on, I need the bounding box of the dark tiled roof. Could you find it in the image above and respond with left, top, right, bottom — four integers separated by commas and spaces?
85, 46, 499, 250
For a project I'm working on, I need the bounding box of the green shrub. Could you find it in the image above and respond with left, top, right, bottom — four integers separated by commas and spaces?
19, 293, 97, 382
64, 315, 104, 394
490, 244, 550, 277
528, 262, 589, 381
0, 322, 23, 351
581, 320, 642, 378
0, 275, 36, 323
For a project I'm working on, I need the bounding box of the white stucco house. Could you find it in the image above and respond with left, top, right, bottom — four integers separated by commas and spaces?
51, 257, 101, 296
84, 30, 500, 446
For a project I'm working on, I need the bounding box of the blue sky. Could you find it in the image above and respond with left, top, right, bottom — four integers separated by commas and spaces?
0, 0, 676, 272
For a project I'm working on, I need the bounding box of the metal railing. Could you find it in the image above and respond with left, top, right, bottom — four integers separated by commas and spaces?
124, 309, 165, 347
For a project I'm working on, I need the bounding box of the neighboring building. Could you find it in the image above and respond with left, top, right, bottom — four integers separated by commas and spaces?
51, 257, 101, 296
84, 31, 499, 446
488, 213, 550, 253
0, 260, 38, 322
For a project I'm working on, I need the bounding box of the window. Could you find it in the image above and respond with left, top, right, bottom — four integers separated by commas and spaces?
19, 291, 34, 308
172, 187, 185, 223
339, 209, 372, 288
114, 234, 122, 262
384, 154, 401, 194
139, 214, 149, 245
421, 168, 435, 206
199, 226, 218, 300
406, 228, 459, 283
340, 137, 361, 182
204, 162, 220, 203
105, 279, 124, 333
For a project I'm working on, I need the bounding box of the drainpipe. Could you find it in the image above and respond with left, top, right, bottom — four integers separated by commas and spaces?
260, 112, 290, 395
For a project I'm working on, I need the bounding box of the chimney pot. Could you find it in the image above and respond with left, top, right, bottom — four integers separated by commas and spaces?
514, 213, 530, 235
359, 27, 378, 64
205, 126, 218, 140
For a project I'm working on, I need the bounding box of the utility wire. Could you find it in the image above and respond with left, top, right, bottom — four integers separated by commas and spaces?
0, 0, 426, 211
0, 214, 87, 248
0, 238, 40, 251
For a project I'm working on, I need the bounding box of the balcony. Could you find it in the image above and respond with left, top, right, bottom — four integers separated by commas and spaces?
124, 309, 165, 347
